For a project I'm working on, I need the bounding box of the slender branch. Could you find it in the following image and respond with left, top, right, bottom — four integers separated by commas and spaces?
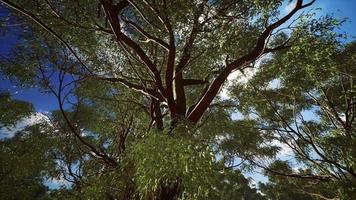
248, 157, 332, 182
93, 76, 164, 101
56, 71, 117, 167
126, 0, 163, 32
1, 0, 93, 74
121, 17, 169, 50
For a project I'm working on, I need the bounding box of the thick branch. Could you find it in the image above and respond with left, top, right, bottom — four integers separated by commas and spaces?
188, 0, 315, 123
174, 2, 205, 116
101, 1, 164, 94
183, 79, 207, 86
162, 1, 177, 117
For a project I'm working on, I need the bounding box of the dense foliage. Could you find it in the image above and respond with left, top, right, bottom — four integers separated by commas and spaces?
0, 0, 355, 199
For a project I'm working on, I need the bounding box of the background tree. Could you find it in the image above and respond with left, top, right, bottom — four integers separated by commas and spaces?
0, 124, 54, 200
227, 21, 356, 199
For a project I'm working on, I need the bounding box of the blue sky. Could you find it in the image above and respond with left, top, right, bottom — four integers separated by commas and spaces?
314, 0, 356, 36
0, 5, 57, 112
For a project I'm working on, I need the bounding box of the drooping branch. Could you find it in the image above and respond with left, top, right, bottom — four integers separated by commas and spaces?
250, 158, 333, 182
1, 0, 93, 74
241, 67, 356, 179
38, 67, 118, 167
44, 0, 113, 35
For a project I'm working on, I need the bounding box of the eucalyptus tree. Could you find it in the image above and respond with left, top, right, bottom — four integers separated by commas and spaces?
0, 0, 316, 125
0, 0, 323, 199
0, 124, 55, 200
227, 25, 356, 199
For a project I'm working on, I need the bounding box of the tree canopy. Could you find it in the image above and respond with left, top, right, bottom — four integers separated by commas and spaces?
0, 0, 355, 199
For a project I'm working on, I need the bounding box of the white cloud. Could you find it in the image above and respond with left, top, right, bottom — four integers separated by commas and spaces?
44, 176, 71, 189
219, 55, 268, 100
219, 67, 258, 99
0, 112, 50, 138
51, 176, 68, 185
339, 113, 346, 123
267, 79, 281, 90
249, 178, 257, 188
215, 133, 232, 144
270, 139, 294, 158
